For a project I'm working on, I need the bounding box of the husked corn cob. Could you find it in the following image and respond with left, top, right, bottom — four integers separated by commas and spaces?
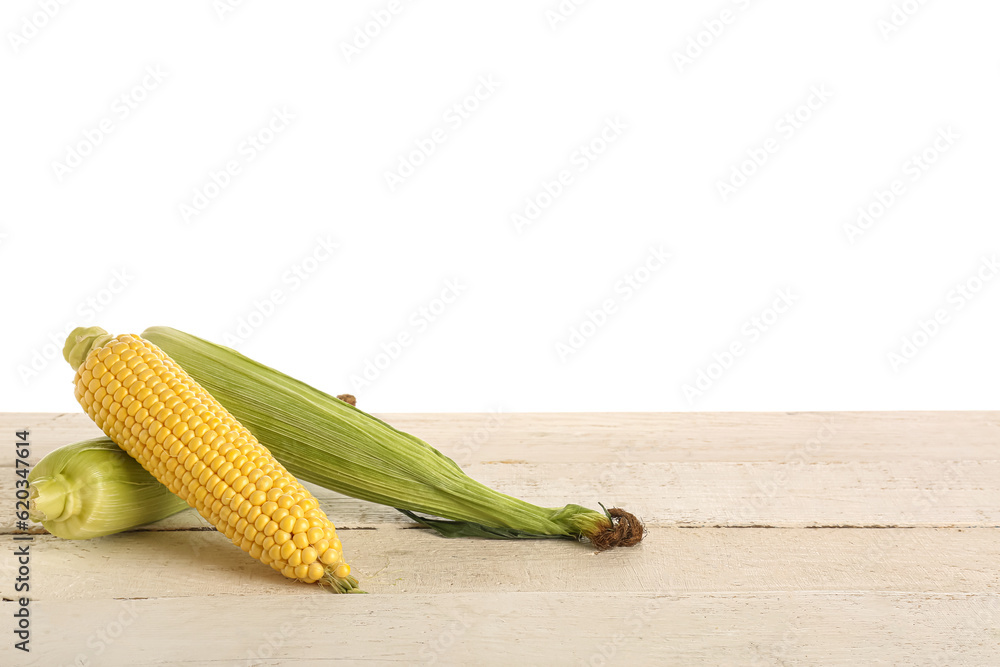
68, 331, 360, 592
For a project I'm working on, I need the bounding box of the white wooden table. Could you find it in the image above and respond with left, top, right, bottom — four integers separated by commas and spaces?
2, 411, 998, 666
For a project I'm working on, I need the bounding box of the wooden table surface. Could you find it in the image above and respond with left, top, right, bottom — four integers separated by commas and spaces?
1, 411, 998, 666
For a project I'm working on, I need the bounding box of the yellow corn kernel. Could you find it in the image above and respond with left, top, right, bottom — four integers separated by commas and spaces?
246, 505, 262, 524
299, 498, 318, 512
306, 563, 325, 581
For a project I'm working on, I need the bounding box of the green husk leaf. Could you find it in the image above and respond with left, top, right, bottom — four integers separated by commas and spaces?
395, 509, 575, 540
142, 326, 622, 544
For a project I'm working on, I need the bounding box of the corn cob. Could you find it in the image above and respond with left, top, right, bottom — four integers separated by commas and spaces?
65, 329, 361, 592
28, 438, 190, 539
140, 326, 644, 548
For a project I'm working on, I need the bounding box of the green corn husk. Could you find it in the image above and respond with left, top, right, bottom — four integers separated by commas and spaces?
143, 326, 644, 547
60, 326, 644, 548
28, 438, 190, 539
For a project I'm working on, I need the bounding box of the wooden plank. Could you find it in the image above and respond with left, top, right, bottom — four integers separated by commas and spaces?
2, 527, 996, 601
5, 459, 998, 532
4, 411, 998, 465
384, 410, 1000, 463
11, 592, 999, 666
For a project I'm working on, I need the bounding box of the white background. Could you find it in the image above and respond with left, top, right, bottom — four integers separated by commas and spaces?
2, 1, 998, 414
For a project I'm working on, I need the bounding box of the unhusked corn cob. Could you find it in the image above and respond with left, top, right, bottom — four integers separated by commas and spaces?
28, 438, 190, 540
143, 326, 645, 548
70, 332, 359, 592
